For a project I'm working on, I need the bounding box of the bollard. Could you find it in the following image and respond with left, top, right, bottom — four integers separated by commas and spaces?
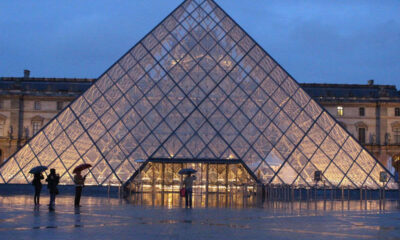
341, 187, 344, 210
108, 181, 111, 198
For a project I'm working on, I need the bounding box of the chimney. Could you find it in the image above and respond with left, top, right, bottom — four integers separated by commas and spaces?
368, 79, 374, 86
24, 69, 30, 79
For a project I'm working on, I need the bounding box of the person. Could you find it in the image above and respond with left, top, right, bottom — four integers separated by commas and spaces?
73, 171, 86, 207
32, 173, 44, 205
183, 173, 196, 208
46, 168, 60, 210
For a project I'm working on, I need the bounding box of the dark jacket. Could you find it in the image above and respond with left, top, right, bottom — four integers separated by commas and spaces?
46, 173, 60, 193
32, 173, 44, 187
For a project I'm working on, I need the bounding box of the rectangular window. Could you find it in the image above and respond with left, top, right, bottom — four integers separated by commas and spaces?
394, 127, 400, 144
395, 108, 400, 117
34, 101, 41, 110
337, 106, 344, 116
0, 120, 4, 137
358, 127, 366, 144
0, 100, 3, 109
359, 107, 365, 116
57, 101, 63, 111
32, 121, 42, 135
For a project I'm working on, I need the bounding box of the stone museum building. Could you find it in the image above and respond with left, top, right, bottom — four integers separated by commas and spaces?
0, 0, 398, 190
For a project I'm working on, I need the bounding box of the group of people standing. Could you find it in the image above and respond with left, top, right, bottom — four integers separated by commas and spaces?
32, 168, 86, 210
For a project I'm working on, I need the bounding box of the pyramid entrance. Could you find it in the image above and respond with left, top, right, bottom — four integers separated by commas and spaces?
125, 158, 258, 194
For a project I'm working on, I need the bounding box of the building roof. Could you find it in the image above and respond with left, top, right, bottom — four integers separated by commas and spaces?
301, 82, 400, 103
0, 76, 95, 97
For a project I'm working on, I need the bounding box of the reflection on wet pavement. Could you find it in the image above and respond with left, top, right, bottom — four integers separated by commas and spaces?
0, 194, 399, 240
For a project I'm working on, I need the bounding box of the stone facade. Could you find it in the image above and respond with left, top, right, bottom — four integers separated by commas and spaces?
301, 81, 400, 175
0, 70, 93, 164
0, 72, 399, 176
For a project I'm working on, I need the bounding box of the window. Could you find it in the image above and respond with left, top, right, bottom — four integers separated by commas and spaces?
0, 119, 4, 137
395, 108, 400, 117
34, 101, 41, 110
358, 127, 366, 144
0, 100, 3, 109
337, 106, 344, 116
359, 107, 365, 116
57, 101, 63, 111
394, 127, 400, 144
32, 121, 42, 135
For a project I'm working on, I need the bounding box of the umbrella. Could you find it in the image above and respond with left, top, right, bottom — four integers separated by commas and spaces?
73, 164, 92, 174
29, 166, 48, 174
178, 168, 197, 175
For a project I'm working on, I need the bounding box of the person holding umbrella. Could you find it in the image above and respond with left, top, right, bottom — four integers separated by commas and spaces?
73, 163, 91, 207
180, 168, 197, 208
46, 168, 60, 210
30, 166, 47, 206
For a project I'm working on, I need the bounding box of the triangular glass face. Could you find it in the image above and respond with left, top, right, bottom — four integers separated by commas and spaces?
0, 0, 396, 189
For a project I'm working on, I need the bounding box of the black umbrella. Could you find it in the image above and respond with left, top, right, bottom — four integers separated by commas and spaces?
29, 166, 48, 174
178, 168, 197, 175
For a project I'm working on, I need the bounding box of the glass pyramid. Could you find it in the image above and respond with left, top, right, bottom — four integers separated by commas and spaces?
0, 0, 397, 189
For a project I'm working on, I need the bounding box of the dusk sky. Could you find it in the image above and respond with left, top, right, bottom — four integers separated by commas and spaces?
1, 0, 399, 88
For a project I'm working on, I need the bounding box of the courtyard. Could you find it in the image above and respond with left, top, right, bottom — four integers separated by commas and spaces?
0, 189, 399, 240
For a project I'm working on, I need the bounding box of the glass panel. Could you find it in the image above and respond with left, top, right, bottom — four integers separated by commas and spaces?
304, 100, 322, 120
307, 123, 326, 146
320, 136, 340, 160
283, 99, 301, 120
355, 150, 376, 174
74, 133, 93, 156
299, 161, 318, 186
324, 163, 344, 187
292, 88, 310, 108
108, 64, 125, 82
275, 135, 294, 159
309, 149, 331, 173
70, 97, 89, 117
0, 157, 22, 183
276, 162, 297, 185
29, 132, 49, 155
252, 110, 270, 133
264, 123, 282, 146
346, 163, 368, 188
119, 53, 136, 71
96, 74, 113, 93
285, 123, 304, 146
298, 136, 317, 159
243, 147, 263, 172
333, 149, 353, 174
287, 149, 308, 173
341, 137, 362, 160
329, 123, 348, 146
280, 77, 298, 97
264, 148, 285, 174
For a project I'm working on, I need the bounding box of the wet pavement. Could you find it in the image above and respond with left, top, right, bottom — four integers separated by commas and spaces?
0, 192, 399, 240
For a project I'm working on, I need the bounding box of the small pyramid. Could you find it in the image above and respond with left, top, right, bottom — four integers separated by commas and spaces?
0, 0, 396, 189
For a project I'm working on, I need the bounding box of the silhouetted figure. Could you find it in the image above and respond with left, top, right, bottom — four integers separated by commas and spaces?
32, 173, 44, 205
46, 169, 60, 210
74, 172, 86, 207
183, 174, 196, 208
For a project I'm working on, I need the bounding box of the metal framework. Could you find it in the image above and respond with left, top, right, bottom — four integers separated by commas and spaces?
0, 0, 397, 189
